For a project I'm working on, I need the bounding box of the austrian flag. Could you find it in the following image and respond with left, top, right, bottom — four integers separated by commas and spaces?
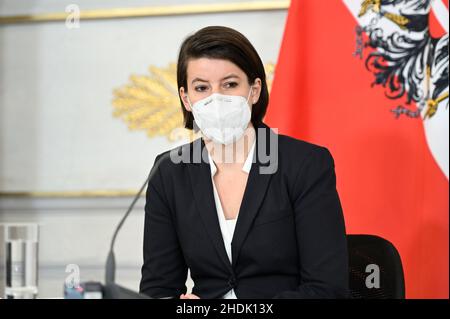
267, 0, 449, 298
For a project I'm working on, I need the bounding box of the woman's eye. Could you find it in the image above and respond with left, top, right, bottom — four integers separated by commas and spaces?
195, 86, 208, 92
224, 82, 238, 89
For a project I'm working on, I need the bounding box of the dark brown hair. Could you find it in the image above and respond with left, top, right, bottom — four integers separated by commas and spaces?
177, 26, 269, 130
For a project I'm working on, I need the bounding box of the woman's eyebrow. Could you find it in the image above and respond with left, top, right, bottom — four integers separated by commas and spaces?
221, 74, 240, 81
191, 77, 208, 84
191, 74, 240, 84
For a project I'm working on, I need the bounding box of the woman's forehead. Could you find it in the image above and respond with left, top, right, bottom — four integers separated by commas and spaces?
187, 58, 246, 81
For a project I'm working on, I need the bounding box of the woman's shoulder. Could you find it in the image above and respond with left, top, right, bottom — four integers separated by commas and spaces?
276, 133, 335, 174
257, 123, 333, 162
278, 133, 332, 160
150, 138, 203, 174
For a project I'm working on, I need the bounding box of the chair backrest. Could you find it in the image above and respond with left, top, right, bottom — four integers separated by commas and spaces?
347, 234, 405, 299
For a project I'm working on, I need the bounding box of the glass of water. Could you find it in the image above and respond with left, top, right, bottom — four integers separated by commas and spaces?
1, 223, 39, 299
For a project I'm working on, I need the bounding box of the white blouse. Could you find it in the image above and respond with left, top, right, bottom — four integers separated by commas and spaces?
207, 140, 256, 299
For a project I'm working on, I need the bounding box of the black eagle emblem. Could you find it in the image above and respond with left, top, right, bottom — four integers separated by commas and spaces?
357, 0, 449, 119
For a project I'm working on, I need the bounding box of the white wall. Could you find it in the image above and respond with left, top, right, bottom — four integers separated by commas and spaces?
0, 1, 287, 192
0, 0, 287, 298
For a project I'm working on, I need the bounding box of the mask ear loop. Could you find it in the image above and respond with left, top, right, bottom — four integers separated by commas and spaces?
185, 94, 193, 109
185, 94, 201, 133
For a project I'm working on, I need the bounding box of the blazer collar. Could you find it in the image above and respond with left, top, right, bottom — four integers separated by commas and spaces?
186, 122, 278, 271
207, 138, 256, 177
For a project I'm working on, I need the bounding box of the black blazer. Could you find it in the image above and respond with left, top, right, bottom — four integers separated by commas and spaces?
139, 122, 349, 299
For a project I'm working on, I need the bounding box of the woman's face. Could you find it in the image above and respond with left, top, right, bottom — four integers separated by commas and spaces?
179, 58, 262, 113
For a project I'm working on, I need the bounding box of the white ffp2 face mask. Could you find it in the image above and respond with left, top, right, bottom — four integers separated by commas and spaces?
187, 87, 253, 145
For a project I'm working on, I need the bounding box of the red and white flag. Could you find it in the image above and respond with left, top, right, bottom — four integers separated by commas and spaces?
266, 0, 449, 298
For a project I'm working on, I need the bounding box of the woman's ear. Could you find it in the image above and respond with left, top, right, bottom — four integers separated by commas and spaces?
250, 78, 262, 105
179, 87, 192, 112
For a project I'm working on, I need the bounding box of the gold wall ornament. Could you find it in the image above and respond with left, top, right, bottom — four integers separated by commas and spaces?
112, 63, 187, 140
112, 62, 275, 141
265, 63, 275, 92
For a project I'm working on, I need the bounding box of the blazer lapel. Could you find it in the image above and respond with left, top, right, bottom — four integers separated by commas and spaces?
231, 123, 277, 268
187, 138, 233, 272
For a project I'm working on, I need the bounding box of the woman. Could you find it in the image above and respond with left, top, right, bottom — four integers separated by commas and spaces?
139, 26, 349, 299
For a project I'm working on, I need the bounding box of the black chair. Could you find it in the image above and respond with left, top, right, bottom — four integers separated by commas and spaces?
347, 234, 405, 299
